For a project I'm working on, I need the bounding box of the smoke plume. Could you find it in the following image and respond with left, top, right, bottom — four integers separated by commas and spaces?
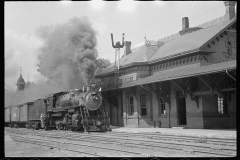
36, 16, 98, 89
5, 16, 100, 107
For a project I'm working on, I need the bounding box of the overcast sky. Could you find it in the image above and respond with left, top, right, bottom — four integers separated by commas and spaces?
5, 1, 228, 90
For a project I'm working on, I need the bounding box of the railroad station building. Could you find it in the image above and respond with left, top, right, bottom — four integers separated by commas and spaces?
95, 1, 236, 129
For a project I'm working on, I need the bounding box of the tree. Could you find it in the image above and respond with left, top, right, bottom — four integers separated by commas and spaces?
94, 58, 111, 75
92, 58, 112, 90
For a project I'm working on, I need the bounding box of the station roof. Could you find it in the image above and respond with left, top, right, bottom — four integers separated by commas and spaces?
119, 60, 236, 89
96, 16, 236, 77
148, 17, 236, 63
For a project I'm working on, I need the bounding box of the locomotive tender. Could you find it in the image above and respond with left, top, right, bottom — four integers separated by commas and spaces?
5, 85, 110, 132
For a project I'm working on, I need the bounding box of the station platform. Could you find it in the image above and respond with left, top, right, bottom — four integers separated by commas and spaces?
110, 126, 236, 140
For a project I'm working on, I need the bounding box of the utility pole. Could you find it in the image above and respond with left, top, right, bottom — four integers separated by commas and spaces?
110, 33, 125, 126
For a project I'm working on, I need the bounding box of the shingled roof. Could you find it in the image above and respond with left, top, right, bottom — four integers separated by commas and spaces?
96, 16, 236, 77
95, 45, 149, 77
120, 60, 236, 89
149, 17, 236, 63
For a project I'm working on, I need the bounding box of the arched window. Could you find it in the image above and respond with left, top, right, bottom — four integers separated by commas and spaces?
158, 97, 165, 115
129, 96, 134, 116
140, 93, 147, 116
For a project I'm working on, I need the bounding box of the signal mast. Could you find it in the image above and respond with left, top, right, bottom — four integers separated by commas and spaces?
110, 33, 125, 126
110, 33, 125, 80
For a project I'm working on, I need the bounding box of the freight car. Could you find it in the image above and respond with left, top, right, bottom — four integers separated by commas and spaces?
4, 106, 11, 127
5, 102, 33, 128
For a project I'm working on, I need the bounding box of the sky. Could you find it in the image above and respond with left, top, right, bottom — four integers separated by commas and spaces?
5, 1, 229, 91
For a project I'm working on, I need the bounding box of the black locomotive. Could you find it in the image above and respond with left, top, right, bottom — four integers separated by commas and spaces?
5, 85, 110, 132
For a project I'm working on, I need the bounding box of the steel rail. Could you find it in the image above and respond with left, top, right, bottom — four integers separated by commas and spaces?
95, 131, 236, 144
5, 128, 236, 150
9, 133, 155, 157
11, 136, 104, 157
5, 128, 236, 147
6, 127, 236, 145
58, 133, 236, 157
6, 128, 236, 157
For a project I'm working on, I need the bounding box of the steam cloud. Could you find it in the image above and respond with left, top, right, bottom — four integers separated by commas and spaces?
5, 16, 99, 107
36, 16, 98, 89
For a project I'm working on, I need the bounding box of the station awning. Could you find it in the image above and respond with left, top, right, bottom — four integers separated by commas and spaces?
120, 60, 236, 89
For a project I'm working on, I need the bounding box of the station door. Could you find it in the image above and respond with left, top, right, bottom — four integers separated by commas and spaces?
177, 96, 187, 125
111, 106, 118, 126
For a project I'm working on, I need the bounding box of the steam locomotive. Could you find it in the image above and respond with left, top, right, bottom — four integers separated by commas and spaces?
5, 85, 110, 132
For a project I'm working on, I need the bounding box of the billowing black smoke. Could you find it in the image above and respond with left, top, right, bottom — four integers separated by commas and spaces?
36, 16, 98, 90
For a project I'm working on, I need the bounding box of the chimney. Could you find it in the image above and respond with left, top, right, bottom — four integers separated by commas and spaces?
224, 1, 236, 21
124, 41, 132, 56
182, 17, 189, 30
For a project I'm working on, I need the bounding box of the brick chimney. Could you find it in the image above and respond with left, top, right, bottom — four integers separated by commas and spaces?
224, 1, 236, 21
182, 17, 189, 30
124, 41, 132, 56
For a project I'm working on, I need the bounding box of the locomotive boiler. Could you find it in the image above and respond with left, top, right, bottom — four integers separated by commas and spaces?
43, 85, 110, 132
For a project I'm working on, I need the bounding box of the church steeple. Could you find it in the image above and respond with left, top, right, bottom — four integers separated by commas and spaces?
16, 67, 26, 91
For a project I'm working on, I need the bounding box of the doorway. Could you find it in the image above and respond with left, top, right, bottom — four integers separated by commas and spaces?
177, 92, 187, 125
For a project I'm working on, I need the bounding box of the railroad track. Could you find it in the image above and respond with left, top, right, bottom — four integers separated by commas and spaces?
10, 134, 104, 157
7, 127, 236, 146
47, 131, 236, 157
94, 131, 236, 146
9, 134, 158, 157
5, 128, 236, 157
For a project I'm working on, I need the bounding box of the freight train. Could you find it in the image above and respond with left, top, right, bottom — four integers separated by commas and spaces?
5, 85, 111, 132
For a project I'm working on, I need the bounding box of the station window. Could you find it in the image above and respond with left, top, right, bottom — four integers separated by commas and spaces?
140, 93, 147, 116
218, 94, 228, 114
130, 77, 133, 81
129, 96, 134, 116
158, 97, 166, 115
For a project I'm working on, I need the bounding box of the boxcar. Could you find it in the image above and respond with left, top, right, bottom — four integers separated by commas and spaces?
10, 105, 20, 128
28, 99, 47, 128
5, 107, 11, 127
8, 102, 33, 128
19, 102, 33, 127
